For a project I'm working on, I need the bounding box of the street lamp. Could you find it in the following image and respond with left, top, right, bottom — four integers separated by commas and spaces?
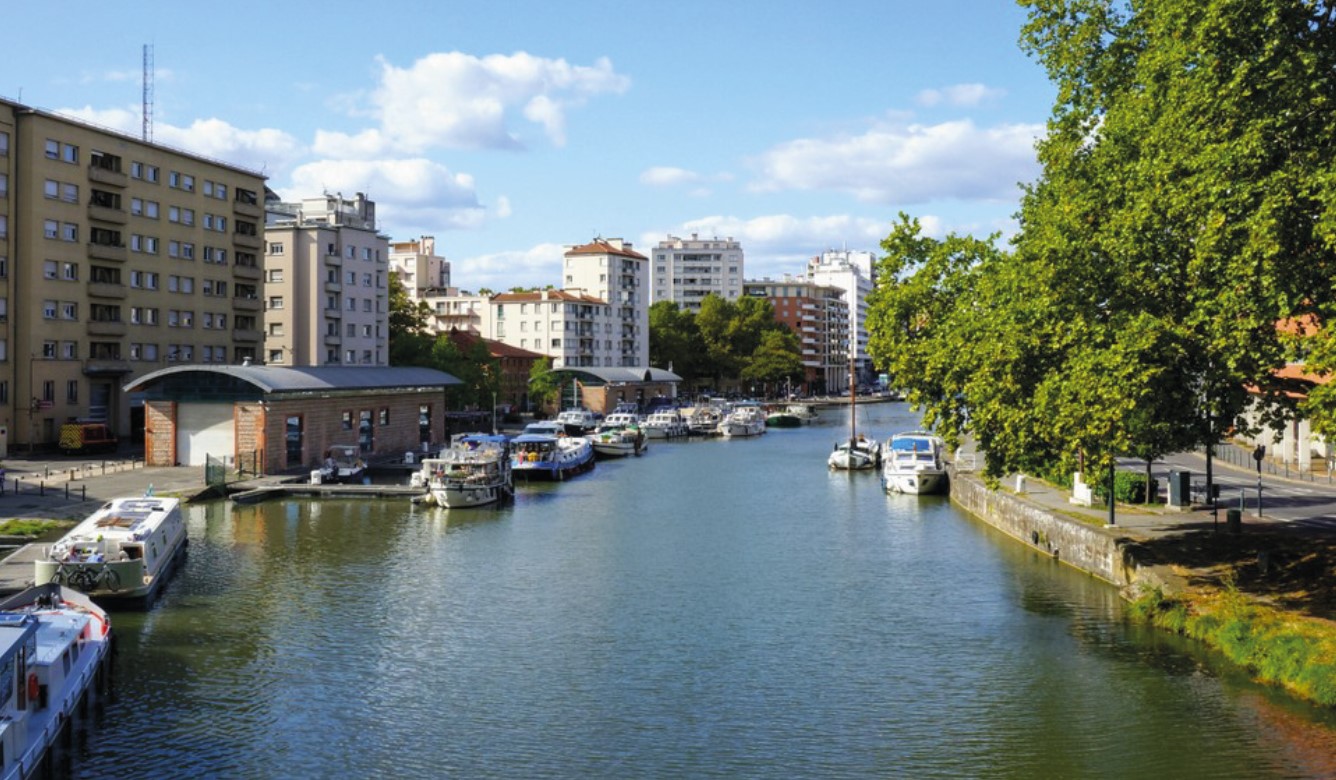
1253, 444, 1266, 517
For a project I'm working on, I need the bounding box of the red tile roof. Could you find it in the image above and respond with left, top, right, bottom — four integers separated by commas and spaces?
565, 238, 648, 260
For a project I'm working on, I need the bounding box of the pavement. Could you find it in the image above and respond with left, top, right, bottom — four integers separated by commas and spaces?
954, 442, 1336, 541
0, 450, 211, 524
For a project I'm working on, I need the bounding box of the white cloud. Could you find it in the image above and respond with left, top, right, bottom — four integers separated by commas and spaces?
751, 119, 1043, 204
640, 166, 701, 187
453, 243, 568, 293
56, 106, 302, 174
494, 195, 513, 219
315, 51, 630, 157
916, 83, 1006, 107
285, 158, 483, 231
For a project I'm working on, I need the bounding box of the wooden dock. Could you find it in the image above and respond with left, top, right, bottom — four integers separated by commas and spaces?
227, 481, 423, 504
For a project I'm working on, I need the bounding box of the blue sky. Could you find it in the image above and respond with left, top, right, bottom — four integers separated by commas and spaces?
5, 1, 1054, 292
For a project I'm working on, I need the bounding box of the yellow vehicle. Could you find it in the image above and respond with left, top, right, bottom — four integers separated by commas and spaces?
58, 423, 118, 455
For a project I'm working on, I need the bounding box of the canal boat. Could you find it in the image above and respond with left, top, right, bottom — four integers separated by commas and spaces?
828, 434, 881, 471
685, 404, 726, 436
590, 422, 646, 458
767, 403, 817, 428
718, 402, 767, 438
411, 434, 513, 508
881, 432, 948, 494
601, 404, 642, 429
511, 422, 595, 480
34, 495, 187, 601
555, 408, 598, 436
642, 408, 689, 439
0, 583, 111, 780
319, 444, 366, 484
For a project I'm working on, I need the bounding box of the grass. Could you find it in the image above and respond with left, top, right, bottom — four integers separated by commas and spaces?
1129, 583, 1336, 707
0, 518, 75, 537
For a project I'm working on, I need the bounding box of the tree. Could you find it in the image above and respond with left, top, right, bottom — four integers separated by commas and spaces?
528, 357, 561, 415
387, 275, 433, 366
430, 334, 498, 411
741, 329, 804, 392
649, 301, 707, 385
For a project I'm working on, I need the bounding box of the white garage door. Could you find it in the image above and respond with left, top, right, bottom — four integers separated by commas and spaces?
176, 403, 235, 467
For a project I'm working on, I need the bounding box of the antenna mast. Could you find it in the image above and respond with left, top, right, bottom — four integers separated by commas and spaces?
142, 44, 154, 142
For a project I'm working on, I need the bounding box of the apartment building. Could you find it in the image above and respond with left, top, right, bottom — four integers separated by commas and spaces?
650, 233, 744, 313
742, 277, 849, 395
562, 237, 648, 367
0, 99, 266, 449
263, 193, 389, 367
485, 289, 615, 370
385, 236, 489, 335
807, 249, 877, 385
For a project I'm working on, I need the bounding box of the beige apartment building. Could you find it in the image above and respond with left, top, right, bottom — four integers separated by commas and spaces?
561, 237, 649, 367
386, 236, 487, 335
0, 99, 266, 451
263, 193, 389, 368
651, 233, 744, 313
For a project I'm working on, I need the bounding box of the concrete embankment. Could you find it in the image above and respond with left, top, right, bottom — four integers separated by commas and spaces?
949, 469, 1177, 596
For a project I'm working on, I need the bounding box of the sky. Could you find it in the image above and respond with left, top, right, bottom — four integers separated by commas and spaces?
4, 1, 1056, 292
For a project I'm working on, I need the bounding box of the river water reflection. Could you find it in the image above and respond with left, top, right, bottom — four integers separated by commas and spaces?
67, 402, 1336, 778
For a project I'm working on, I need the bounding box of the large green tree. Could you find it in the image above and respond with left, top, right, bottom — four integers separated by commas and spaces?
387, 275, 434, 366
741, 329, 805, 391
648, 301, 707, 384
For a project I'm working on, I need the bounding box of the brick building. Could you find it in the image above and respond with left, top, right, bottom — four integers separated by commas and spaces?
125, 365, 458, 472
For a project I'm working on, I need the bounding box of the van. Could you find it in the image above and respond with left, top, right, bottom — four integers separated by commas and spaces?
59, 423, 118, 455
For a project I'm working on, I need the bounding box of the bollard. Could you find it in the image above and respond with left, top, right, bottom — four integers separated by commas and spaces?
1226, 508, 1242, 534
39, 481, 44, 496
64, 483, 69, 499
81, 485, 86, 501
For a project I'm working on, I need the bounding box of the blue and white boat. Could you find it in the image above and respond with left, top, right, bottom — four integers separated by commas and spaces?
0, 583, 112, 780
881, 432, 948, 494
511, 421, 595, 480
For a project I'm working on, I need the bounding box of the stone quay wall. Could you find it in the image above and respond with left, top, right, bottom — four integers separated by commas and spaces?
950, 471, 1141, 589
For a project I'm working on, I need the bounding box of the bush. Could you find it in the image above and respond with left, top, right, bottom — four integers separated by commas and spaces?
1093, 472, 1155, 504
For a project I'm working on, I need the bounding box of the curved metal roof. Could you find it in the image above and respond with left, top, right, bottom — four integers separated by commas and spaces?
550, 367, 682, 385
125, 365, 461, 395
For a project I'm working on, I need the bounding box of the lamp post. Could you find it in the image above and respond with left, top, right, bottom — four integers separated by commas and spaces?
492, 391, 497, 435
1253, 444, 1266, 517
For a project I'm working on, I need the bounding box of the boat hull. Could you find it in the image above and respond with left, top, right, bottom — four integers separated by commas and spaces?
883, 469, 949, 495
431, 483, 510, 508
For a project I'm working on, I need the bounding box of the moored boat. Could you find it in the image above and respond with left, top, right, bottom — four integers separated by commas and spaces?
35, 495, 187, 601
828, 435, 881, 470
881, 432, 948, 494
590, 422, 647, 458
642, 409, 689, 439
718, 402, 767, 438
555, 408, 598, 436
511, 422, 595, 480
319, 444, 366, 484
0, 583, 112, 780
411, 433, 513, 508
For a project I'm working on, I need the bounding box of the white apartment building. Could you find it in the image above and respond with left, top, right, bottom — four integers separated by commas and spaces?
263, 193, 389, 367
807, 249, 877, 385
386, 235, 484, 335
485, 289, 615, 369
562, 238, 649, 367
650, 233, 744, 313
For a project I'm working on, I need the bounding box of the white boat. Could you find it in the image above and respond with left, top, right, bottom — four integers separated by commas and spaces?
319, 444, 366, 484
685, 404, 725, 436
881, 432, 949, 494
601, 405, 642, 429
511, 422, 596, 480
642, 409, 689, 439
411, 434, 513, 508
0, 583, 112, 780
555, 408, 598, 435
35, 495, 187, 601
828, 435, 880, 470
784, 404, 818, 424
718, 402, 767, 438
590, 422, 646, 458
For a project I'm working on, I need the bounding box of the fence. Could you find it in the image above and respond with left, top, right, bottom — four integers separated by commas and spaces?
1207, 442, 1335, 484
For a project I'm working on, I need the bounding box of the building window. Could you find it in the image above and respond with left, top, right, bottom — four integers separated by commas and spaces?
269, 243, 284, 254
62, 342, 77, 359
42, 341, 56, 357
341, 411, 353, 430
66, 380, 78, 403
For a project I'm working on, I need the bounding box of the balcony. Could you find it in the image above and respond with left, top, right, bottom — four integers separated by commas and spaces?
231, 328, 261, 343
87, 204, 127, 225
87, 281, 127, 299
87, 242, 127, 263
232, 296, 262, 313
86, 320, 127, 337
324, 252, 342, 266
231, 263, 261, 282
325, 281, 342, 293
232, 199, 262, 219
324, 334, 342, 346
232, 232, 262, 250
83, 359, 131, 375
87, 166, 127, 188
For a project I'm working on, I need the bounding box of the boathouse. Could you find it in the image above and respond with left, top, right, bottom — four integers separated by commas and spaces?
549, 367, 683, 415
124, 365, 460, 472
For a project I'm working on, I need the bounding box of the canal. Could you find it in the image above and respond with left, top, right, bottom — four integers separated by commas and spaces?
65, 402, 1336, 778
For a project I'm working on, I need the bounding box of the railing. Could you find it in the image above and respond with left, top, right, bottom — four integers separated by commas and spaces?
1206, 441, 1335, 484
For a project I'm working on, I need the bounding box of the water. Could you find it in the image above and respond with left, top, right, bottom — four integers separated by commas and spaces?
64, 403, 1336, 778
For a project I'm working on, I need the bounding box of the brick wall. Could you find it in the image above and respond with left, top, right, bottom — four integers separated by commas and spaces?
144, 401, 175, 466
